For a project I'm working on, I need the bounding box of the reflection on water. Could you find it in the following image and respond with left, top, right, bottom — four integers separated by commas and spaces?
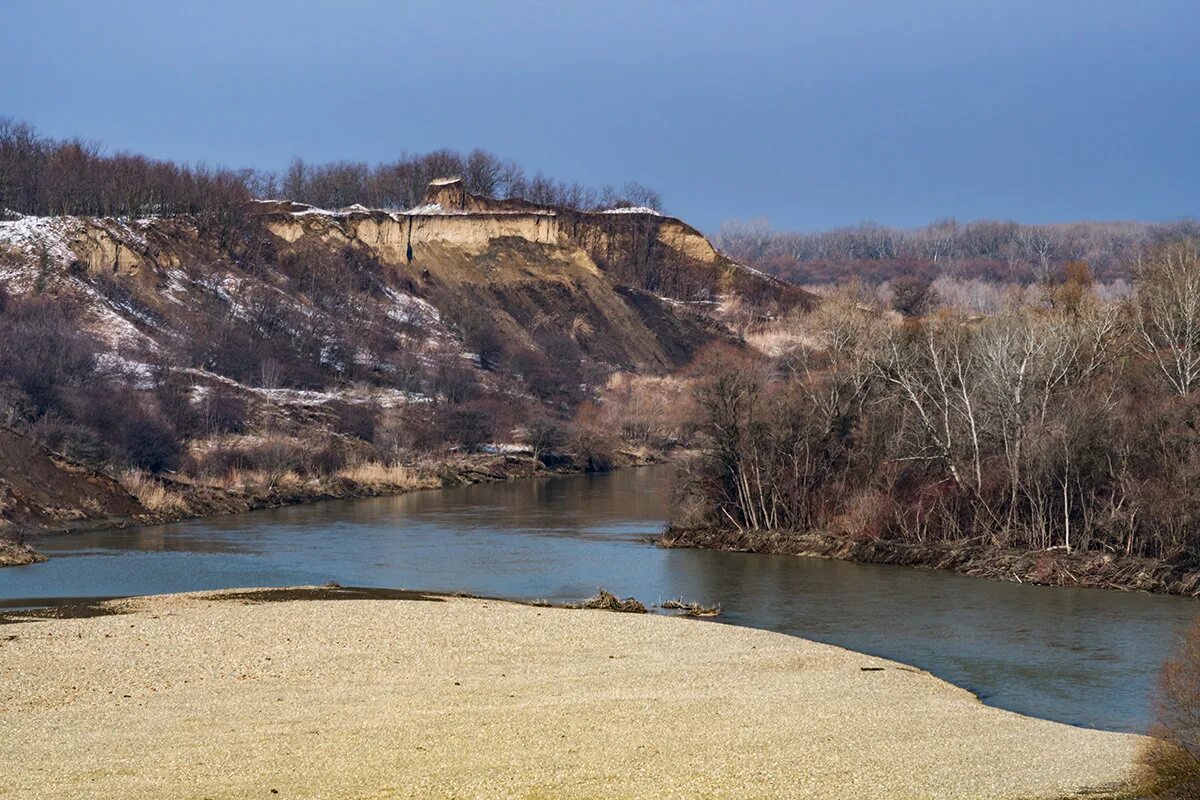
3, 465, 1196, 733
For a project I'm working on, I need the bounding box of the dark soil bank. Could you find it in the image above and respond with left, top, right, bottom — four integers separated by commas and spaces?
660, 527, 1200, 596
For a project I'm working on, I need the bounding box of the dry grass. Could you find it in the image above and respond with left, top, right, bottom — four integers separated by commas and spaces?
1136, 739, 1200, 798
581, 589, 647, 613
336, 461, 437, 491
209, 468, 305, 493
119, 470, 189, 514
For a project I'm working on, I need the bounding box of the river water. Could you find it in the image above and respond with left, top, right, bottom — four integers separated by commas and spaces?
2, 465, 1194, 733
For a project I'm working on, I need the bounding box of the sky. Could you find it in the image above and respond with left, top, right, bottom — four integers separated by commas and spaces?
2, 1, 1197, 232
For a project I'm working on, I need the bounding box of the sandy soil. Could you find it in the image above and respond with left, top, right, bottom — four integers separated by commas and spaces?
0, 588, 1140, 799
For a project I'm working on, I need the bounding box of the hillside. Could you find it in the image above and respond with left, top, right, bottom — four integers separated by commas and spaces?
0, 178, 802, 545
0, 178, 798, 373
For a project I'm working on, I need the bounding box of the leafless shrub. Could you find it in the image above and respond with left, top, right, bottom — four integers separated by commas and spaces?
520, 415, 567, 466
673, 262, 1200, 562
199, 386, 249, 435
1135, 240, 1200, 397
571, 402, 618, 472
889, 276, 940, 317
596, 373, 697, 448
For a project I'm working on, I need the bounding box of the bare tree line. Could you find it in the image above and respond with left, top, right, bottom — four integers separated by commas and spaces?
280, 152, 662, 213
717, 217, 1200, 284
0, 117, 661, 218
675, 239, 1200, 563
0, 119, 253, 218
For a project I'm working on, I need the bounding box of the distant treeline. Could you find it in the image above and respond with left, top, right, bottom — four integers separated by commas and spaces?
717, 217, 1200, 284
277, 153, 661, 214
0, 118, 661, 218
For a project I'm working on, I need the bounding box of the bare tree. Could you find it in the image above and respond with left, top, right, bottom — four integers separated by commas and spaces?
1136, 240, 1200, 396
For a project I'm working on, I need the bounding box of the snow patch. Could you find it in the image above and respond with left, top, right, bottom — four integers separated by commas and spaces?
182, 367, 429, 408
729, 259, 788, 285
405, 203, 446, 215
0, 216, 79, 269
479, 443, 533, 455
601, 206, 662, 216
95, 353, 156, 387
383, 286, 442, 327
291, 205, 342, 217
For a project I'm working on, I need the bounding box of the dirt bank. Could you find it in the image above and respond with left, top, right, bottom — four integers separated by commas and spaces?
660, 527, 1200, 596
0, 427, 145, 539
0, 588, 1139, 799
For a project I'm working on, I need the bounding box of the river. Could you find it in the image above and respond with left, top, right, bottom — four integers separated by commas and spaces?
1, 465, 1194, 733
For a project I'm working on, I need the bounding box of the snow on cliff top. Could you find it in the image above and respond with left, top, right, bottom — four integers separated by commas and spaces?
600, 206, 662, 216
405, 203, 447, 215
285, 201, 551, 218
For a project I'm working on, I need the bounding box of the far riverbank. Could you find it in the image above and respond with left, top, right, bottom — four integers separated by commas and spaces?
1, 448, 661, 567
660, 527, 1200, 597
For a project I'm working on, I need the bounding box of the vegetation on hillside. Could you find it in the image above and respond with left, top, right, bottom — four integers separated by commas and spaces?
0, 272, 633, 498
0, 129, 691, 527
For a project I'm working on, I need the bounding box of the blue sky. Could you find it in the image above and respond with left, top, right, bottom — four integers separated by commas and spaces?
2, 0, 1197, 231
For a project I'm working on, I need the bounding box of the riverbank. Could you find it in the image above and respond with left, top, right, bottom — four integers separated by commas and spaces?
3, 448, 660, 566
0, 587, 1140, 799
660, 527, 1200, 597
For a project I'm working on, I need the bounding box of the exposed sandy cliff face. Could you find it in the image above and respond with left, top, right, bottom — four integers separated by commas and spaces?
246, 199, 725, 372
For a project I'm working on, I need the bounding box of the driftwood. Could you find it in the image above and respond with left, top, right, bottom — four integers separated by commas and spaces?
582, 589, 647, 613
660, 598, 721, 617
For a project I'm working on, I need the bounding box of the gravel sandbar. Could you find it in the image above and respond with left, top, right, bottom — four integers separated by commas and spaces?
0, 588, 1141, 799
